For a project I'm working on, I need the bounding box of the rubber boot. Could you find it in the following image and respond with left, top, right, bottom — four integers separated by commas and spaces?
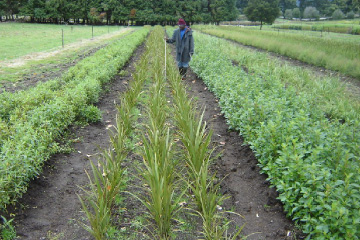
181, 67, 188, 80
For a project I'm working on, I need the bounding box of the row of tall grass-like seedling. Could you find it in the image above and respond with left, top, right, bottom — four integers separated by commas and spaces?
166, 27, 243, 240
136, 27, 181, 239
79, 35, 149, 240
81, 26, 242, 239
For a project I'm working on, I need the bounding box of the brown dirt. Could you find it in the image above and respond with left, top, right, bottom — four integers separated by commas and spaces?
1, 42, 146, 240
181, 67, 305, 240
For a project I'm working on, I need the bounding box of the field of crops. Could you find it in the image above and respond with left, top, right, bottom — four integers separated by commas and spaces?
193, 25, 360, 78
1, 22, 359, 240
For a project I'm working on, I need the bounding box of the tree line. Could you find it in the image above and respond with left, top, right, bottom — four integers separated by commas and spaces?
237, 0, 359, 17
0, 0, 238, 25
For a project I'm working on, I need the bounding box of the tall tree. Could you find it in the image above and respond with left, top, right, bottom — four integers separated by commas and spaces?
20, 0, 45, 22
100, 0, 118, 24
353, 0, 360, 11
334, 0, 348, 12
236, 0, 249, 11
279, 0, 296, 15
0, 0, 22, 20
244, 0, 280, 30
210, 0, 238, 24
7, 0, 241, 25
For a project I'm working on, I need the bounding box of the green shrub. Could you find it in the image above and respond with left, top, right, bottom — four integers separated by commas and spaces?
292, 8, 301, 18
332, 9, 345, 20
79, 105, 102, 123
303, 6, 320, 19
347, 11, 355, 19
285, 9, 293, 19
194, 25, 360, 78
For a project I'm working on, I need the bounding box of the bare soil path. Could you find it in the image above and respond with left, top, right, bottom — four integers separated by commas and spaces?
2, 42, 145, 240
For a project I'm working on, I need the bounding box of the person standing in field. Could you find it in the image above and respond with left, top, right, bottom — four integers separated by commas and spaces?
165, 18, 194, 80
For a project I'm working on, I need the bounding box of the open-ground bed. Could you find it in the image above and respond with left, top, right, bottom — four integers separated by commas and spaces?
1, 25, 359, 240
0, 27, 306, 240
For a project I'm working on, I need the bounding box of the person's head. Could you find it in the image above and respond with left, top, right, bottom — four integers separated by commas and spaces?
178, 18, 186, 30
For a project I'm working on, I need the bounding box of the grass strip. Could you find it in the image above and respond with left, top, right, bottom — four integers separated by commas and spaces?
0, 23, 125, 61
0, 28, 133, 83
190, 31, 360, 239
272, 23, 360, 35
0, 28, 149, 210
193, 25, 360, 79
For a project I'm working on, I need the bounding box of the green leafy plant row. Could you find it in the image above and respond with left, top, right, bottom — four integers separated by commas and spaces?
193, 25, 360, 79
0, 28, 149, 210
0, 29, 140, 125
272, 23, 360, 35
195, 29, 360, 123
190, 32, 360, 239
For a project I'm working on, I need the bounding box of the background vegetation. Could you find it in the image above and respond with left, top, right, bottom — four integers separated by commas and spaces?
194, 25, 360, 78
237, 0, 359, 18
0, 0, 238, 25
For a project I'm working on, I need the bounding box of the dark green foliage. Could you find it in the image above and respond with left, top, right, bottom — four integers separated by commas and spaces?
0, 0, 238, 24
279, 0, 296, 15
332, 9, 345, 19
79, 105, 102, 123
284, 9, 293, 19
1, 0, 358, 23
244, 0, 280, 29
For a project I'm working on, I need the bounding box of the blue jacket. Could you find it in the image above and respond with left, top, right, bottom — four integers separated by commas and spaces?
167, 27, 194, 63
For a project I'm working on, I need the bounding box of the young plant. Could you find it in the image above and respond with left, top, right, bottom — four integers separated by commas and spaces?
165, 31, 242, 239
